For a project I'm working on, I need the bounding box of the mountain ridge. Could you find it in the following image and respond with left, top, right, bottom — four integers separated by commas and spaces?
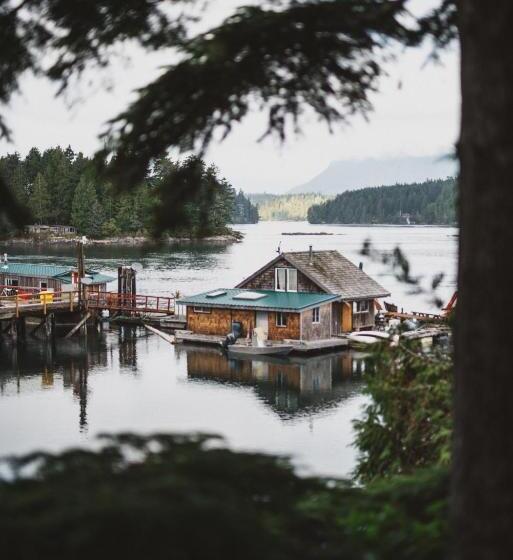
289, 155, 457, 195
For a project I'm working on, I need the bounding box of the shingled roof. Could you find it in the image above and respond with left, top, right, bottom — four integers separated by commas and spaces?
237, 250, 390, 300
284, 251, 389, 300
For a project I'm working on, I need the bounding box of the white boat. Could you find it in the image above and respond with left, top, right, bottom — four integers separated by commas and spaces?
226, 344, 293, 357
347, 331, 389, 348
347, 334, 380, 347
356, 330, 390, 340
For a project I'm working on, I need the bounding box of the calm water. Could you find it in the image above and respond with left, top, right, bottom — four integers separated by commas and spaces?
0, 222, 457, 477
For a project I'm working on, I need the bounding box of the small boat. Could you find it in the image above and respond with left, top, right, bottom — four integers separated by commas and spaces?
347, 331, 389, 348
226, 344, 293, 357
356, 330, 390, 340
347, 334, 380, 347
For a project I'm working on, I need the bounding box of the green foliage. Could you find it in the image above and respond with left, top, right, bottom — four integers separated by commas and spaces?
0, 148, 239, 239
71, 176, 100, 237
0, 433, 449, 560
232, 190, 259, 224
0, 1, 457, 226
28, 173, 51, 224
308, 178, 457, 225
353, 342, 453, 483
252, 193, 330, 221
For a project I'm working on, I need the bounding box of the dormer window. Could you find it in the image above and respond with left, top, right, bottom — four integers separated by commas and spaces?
275, 267, 297, 292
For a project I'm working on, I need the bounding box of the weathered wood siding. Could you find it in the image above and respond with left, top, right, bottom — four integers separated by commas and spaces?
0, 273, 62, 291
267, 311, 300, 340
300, 303, 331, 340
239, 257, 324, 293
186, 307, 255, 336
352, 299, 375, 330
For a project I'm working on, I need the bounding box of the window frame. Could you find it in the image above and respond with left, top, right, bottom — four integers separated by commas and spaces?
353, 300, 370, 314
312, 306, 320, 324
276, 312, 288, 327
193, 306, 211, 314
274, 267, 298, 292
6, 277, 19, 287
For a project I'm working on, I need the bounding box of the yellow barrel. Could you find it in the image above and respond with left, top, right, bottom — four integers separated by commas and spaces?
39, 291, 54, 304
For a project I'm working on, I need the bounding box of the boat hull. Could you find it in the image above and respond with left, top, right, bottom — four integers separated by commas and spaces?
227, 345, 293, 357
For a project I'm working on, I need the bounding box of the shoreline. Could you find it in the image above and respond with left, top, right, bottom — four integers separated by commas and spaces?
1, 231, 244, 246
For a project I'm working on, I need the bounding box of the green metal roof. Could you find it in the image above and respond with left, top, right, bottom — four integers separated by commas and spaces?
177, 289, 339, 312
0, 262, 72, 278
0, 262, 115, 284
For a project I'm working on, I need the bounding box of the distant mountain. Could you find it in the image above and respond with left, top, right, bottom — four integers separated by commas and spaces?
289, 155, 457, 195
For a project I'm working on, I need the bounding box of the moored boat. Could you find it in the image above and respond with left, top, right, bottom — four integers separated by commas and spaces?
226, 344, 293, 357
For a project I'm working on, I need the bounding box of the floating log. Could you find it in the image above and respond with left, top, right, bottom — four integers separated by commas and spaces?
144, 324, 175, 345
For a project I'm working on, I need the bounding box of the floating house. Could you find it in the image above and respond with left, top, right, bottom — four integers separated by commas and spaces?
0, 262, 114, 293
178, 249, 390, 341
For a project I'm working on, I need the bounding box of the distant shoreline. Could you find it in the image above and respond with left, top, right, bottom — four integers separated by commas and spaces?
1, 231, 244, 246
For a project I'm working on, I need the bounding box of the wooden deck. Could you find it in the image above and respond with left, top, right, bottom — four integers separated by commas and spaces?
174, 330, 348, 354
0, 291, 79, 319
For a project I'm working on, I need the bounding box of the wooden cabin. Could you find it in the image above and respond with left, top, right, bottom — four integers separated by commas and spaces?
0, 262, 114, 293
26, 224, 77, 235
178, 249, 390, 341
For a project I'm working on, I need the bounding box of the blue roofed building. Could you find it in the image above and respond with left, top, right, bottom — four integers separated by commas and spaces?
0, 260, 115, 294
177, 249, 390, 341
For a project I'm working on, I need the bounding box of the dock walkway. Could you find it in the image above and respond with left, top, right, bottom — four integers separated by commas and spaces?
174, 330, 348, 354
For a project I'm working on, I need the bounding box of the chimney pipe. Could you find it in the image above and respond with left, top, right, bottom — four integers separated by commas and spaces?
359, 262, 363, 270
309, 245, 313, 264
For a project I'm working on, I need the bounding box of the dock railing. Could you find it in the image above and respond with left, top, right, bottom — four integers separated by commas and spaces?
0, 290, 79, 317
86, 292, 176, 316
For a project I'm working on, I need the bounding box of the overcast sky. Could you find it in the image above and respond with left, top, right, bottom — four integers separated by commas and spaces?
0, 0, 459, 193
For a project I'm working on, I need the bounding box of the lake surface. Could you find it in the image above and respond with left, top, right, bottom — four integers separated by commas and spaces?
0, 222, 457, 477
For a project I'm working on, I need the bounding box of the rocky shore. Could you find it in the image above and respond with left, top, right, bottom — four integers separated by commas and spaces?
2, 230, 243, 246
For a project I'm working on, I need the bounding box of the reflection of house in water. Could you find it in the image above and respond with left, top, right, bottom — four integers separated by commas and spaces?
179, 346, 367, 418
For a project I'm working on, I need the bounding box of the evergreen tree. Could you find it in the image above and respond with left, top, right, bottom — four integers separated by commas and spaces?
29, 173, 51, 224
71, 176, 102, 236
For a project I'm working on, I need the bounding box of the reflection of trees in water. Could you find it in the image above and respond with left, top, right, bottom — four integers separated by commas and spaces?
180, 346, 366, 419
0, 329, 117, 432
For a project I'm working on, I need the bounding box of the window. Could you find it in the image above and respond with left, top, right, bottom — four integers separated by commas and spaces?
6, 277, 19, 286
193, 306, 211, 314
353, 300, 370, 314
275, 268, 287, 291
40, 281, 48, 290
312, 307, 320, 323
276, 312, 288, 327
275, 268, 297, 292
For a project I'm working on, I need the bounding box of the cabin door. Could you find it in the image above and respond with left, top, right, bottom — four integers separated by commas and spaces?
256, 312, 269, 339
331, 302, 341, 335
342, 302, 353, 332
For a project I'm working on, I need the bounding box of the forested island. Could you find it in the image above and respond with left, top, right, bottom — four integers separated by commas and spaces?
0, 147, 257, 240
307, 178, 456, 225
249, 193, 330, 221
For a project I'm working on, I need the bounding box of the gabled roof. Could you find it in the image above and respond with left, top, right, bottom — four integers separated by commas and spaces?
236, 250, 390, 300
177, 289, 339, 312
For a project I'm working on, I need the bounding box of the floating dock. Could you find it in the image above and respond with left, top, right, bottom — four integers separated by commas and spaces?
174, 330, 348, 355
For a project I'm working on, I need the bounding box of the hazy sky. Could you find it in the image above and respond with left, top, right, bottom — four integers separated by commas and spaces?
0, 0, 459, 193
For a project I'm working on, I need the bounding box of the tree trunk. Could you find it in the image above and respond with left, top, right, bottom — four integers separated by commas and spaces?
454, 2, 513, 557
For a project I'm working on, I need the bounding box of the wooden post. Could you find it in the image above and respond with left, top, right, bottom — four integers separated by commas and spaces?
64, 312, 91, 339
77, 241, 85, 306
